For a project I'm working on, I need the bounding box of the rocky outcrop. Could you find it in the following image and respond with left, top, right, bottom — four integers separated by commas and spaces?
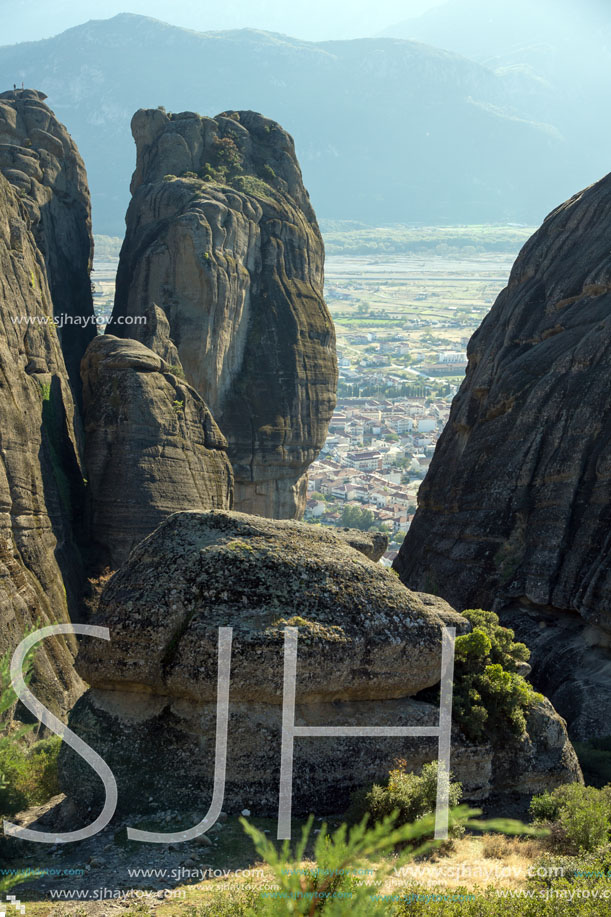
396, 172, 611, 619
108, 107, 337, 519
62, 510, 580, 817
0, 171, 86, 714
76, 510, 467, 702
0, 89, 95, 396
499, 604, 611, 741
394, 172, 611, 738
81, 336, 233, 569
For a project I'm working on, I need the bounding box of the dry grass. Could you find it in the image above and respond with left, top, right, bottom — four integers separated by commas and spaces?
16, 832, 550, 916
378, 834, 548, 893
481, 832, 544, 860
83, 567, 117, 616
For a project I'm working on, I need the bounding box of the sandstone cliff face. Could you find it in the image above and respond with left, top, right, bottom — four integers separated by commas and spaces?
395, 172, 611, 621
500, 604, 611, 741
0, 89, 95, 395
109, 107, 337, 519
394, 173, 611, 737
0, 172, 85, 713
81, 336, 233, 568
63, 510, 580, 817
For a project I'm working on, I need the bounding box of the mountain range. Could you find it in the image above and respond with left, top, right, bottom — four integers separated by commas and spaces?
0, 11, 605, 233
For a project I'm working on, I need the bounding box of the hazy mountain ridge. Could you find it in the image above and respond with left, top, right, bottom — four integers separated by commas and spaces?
382, 0, 611, 189
0, 13, 582, 232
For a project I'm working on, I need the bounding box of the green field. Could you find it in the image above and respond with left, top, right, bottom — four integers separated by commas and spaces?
320, 222, 535, 256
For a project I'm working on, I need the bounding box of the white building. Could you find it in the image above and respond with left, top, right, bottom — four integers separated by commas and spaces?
346, 450, 382, 472
437, 351, 465, 364
417, 416, 437, 433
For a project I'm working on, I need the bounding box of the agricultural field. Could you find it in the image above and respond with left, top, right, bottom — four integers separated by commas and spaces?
324, 235, 531, 399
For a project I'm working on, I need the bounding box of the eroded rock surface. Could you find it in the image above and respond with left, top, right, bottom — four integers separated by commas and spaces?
77, 510, 466, 702
0, 89, 95, 395
64, 510, 580, 817
395, 173, 611, 622
394, 172, 611, 738
0, 172, 85, 713
501, 604, 611, 741
109, 107, 337, 519
81, 336, 233, 568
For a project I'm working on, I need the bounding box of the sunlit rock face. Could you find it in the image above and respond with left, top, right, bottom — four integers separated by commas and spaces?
62, 511, 580, 818
80, 335, 234, 568
109, 107, 337, 519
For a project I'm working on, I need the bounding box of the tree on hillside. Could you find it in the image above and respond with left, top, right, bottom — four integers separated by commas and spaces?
340, 505, 375, 530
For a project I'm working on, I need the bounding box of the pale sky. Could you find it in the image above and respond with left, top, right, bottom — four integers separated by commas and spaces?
0, 0, 444, 45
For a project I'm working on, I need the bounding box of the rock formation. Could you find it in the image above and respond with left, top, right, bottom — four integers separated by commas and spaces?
108, 107, 337, 519
499, 605, 611, 741
63, 511, 580, 817
0, 89, 95, 396
81, 335, 233, 568
0, 171, 85, 714
76, 510, 467, 702
394, 172, 611, 738
0, 89, 584, 829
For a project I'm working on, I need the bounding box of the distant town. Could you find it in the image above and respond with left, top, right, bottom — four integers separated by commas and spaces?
92, 235, 524, 568
303, 246, 521, 565
306, 393, 449, 567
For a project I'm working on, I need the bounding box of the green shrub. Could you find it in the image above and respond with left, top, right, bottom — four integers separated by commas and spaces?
232, 174, 276, 200
167, 363, 186, 380
452, 609, 543, 743
0, 649, 61, 818
459, 609, 531, 672
1, 648, 33, 811
214, 135, 243, 174
0, 732, 62, 816
528, 846, 611, 888
530, 790, 562, 824
530, 783, 611, 853
365, 761, 462, 843
198, 135, 245, 187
